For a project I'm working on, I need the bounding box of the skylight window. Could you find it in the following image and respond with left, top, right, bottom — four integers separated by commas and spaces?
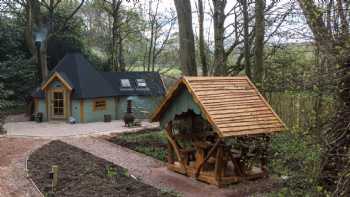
121, 79, 131, 88
136, 79, 147, 87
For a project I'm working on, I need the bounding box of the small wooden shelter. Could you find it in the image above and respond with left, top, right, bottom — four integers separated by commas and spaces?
151, 76, 286, 187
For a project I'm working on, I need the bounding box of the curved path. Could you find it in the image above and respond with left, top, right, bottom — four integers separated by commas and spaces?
63, 137, 278, 197
0, 137, 49, 197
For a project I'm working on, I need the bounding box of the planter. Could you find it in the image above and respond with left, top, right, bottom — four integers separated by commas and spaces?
35, 112, 43, 123
104, 114, 112, 122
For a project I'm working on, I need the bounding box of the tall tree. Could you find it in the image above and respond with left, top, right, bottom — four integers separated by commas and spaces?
173, 0, 197, 76
298, 0, 350, 194
143, 0, 175, 72
241, 0, 251, 78
254, 0, 265, 86
212, 0, 226, 75
197, 0, 208, 76
99, 0, 125, 72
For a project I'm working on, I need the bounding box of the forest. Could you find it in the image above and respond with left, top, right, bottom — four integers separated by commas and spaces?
0, 0, 349, 196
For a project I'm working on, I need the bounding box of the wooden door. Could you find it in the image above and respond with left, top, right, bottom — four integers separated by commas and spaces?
52, 90, 65, 119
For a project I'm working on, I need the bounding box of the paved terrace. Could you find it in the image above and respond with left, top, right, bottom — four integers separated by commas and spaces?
4, 119, 159, 138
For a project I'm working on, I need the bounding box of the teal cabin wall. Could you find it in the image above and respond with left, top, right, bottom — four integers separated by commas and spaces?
37, 99, 47, 121
71, 98, 116, 123
83, 98, 116, 122
40, 95, 161, 123
72, 97, 116, 123
158, 87, 205, 128
71, 100, 81, 122
116, 96, 163, 119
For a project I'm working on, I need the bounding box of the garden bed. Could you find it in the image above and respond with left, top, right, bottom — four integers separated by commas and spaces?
107, 130, 168, 162
27, 140, 175, 197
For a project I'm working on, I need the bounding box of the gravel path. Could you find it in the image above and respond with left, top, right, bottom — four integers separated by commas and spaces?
0, 137, 49, 197
63, 137, 277, 197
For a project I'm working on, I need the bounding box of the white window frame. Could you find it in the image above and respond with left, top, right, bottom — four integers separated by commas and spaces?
136, 79, 147, 88
121, 79, 131, 88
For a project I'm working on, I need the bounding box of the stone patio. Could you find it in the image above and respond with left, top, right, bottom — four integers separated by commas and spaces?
4, 120, 159, 138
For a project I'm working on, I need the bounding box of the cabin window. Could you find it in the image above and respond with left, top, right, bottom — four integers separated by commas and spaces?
121, 79, 131, 88
136, 79, 147, 87
93, 99, 106, 111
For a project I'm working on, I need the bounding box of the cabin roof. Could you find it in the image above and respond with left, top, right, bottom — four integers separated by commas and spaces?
151, 76, 286, 138
32, 53, 166, 99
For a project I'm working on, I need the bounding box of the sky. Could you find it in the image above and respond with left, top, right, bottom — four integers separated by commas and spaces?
139, 0, 312, 45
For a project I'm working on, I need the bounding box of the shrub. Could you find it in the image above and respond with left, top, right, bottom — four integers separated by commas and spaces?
269, 131, 324, 196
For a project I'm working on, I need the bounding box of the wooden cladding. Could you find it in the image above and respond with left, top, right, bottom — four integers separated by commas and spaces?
93, 99, 106, 111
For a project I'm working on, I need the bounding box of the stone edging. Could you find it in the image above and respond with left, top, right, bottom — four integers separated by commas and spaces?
25, 147, 45, 197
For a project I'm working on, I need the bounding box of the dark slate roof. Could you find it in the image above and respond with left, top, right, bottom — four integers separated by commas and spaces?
100, 72, 166, 96
32, 53, 166, 99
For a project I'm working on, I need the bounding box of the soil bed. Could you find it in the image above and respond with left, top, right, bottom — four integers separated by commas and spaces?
27, 140, 175, 197
107, 130, 168, 162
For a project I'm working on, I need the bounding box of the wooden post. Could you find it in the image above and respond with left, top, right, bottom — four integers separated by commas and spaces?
51, 165, 59, 192
195, 148, 205, 170
195, 139, 221, 178
214, 145, 224, 182
165, 122, 187, 173
167, 139, 174, 164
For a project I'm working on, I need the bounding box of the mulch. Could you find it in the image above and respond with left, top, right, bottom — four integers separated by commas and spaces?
27, 140, 175, 197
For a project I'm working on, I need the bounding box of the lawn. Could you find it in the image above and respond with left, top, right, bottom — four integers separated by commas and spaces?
128, 66, 182, 78
107, 130, 168, 162
27, 140, 175, 197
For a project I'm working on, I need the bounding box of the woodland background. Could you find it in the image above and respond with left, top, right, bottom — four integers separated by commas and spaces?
1, 0, 349, 196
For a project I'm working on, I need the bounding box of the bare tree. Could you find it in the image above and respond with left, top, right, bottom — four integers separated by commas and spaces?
197, 0, 208, 76
298, 0, 350, 194
143, 0, 176, 72
173, 0, 197, 76
254, 0, 265, 85
241, 0, 251, 78
99, 0, 125, 71
212, 0, 226, 75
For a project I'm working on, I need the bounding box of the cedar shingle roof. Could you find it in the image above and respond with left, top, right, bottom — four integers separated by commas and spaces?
151, 76, 286, 138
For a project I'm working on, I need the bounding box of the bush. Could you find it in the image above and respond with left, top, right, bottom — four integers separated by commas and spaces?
269, 131, 324, 196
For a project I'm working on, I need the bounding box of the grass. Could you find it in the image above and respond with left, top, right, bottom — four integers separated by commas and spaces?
128, 66, 182, 78
108, 130, 168, 162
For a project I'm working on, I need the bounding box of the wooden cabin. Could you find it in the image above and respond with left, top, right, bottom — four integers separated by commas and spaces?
151, 76, 286, 187
32, 53, 166, 122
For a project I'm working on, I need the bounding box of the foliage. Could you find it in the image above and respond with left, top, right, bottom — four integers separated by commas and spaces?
109, 130, 168, 162
45, 8, 89, 68
264, 43, 317, 92
269, 131, 324, 196
0, 16, 30, 61
0, 56, 37, 102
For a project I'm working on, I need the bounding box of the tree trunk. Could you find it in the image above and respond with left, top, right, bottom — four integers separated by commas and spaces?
212, 0, 226, 76
254, 0, 265, 86
298, 0, 350, 193
242, 0, 251, 78
24, 0, 48, 82
118, 32, 126, 72
110, 0, 122, 72
198, 0, 208, 76
173, 0, 197, 76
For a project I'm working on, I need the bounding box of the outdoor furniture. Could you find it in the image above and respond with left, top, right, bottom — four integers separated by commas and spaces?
151, 76, 286, 187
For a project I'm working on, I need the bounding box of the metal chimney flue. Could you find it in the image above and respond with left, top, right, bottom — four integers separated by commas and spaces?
123, 99, 135, 127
